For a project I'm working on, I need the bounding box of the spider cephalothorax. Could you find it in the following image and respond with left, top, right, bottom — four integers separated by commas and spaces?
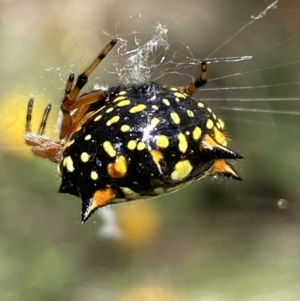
24, 39, 242, 223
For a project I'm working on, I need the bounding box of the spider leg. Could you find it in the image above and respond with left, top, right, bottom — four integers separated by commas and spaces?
60, 91, 107, 139
25, 98, 52, 136
183, 61, 207, 96
24, 98, 62, 163
38, 103, 52, 135
59, 39, 117, 139
64, 74, 75, 97
25, 98, 34, 133
68, 39, 117, 101
60, 75, 76, 130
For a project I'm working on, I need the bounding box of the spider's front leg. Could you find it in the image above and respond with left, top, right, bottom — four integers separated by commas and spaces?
59, 39, 118, 140
24, 98, 62, 163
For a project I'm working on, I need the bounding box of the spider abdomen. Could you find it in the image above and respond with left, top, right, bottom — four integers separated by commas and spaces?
58, 82, 242, 222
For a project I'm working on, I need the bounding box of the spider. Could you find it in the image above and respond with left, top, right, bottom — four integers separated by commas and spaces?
24, 39, 242, 224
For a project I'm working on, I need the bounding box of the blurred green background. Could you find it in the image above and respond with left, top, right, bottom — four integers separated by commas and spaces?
1, 0, 300, 300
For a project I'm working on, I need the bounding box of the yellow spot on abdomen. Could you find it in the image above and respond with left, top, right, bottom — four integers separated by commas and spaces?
151, 117, 161, 126
174, 92, 186, 99
171, 160, 193, 181
129, 104, 147, 113
187, 110, 194, 118
137, 142, 146, 151
118, 91, 127, 96
64, 156, 75, 172
90, 171, 99, 180
80, 152, 90, 163
106, 107, 114, 113
163, 98, 170, 106
170, 112, 181, 124
127, 140, 137, 150
197, 102, 204, 108
106, 115, 120, 126
94, 115, 102, 122
117, 99, 131, 107
113, 95, 126, 103
103, 141, 116, 157
155, 135, 169, 149
206, 119, 214, 129
193, 126, 202, 141
177, 133, 188, 153
121, 124, 131, 132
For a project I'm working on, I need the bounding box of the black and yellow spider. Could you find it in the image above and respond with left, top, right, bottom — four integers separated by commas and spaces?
24, 39, 242, 224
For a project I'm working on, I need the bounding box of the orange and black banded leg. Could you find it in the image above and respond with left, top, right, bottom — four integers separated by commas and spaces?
24, 98, 62, 163
59, 39, 118, 139
183, 61, 207, 96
